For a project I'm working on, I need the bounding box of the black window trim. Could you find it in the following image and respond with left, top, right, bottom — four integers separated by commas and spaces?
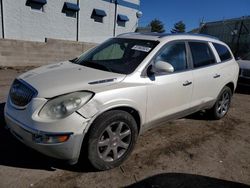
27, 0, 47, 5
92, 8, 107, 17
212, 42, 233, 63
187, 40, 218, 70
141, 40, 193, 77
26, 0, 47, 12
117, 14, 129, 22
63, 2, 80, 12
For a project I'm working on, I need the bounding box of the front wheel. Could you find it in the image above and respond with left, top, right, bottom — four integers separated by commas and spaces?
87, 110, 138, 170
208, 86, 232, 120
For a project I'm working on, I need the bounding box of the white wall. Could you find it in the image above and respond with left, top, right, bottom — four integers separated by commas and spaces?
79, 0, 140, 43
3, 0, 78, 42
1, 0, 140, 43
78, 0, 115, 43
115, 4, 138, 36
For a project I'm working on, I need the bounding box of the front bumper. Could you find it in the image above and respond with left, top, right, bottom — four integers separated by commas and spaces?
4, 99, 90, 164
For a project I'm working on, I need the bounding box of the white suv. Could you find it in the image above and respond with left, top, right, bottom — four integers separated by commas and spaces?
4, 33, 239, 170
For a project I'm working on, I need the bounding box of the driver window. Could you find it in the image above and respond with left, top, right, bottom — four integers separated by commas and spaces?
156, 42, 188, 72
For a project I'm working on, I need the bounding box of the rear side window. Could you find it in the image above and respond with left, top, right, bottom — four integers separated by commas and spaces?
189, 42, 216, 68
213, 43, 232, 62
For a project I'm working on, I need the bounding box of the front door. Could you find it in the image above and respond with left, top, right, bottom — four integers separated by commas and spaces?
145, 41, 193, 128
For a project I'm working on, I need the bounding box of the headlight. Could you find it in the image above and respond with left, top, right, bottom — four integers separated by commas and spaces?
39, 92, 94, 119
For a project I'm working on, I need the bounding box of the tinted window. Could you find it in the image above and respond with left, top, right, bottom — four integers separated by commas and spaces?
189, 42, 216, 68
213, 43, 232, 62
155, 42, 187, 72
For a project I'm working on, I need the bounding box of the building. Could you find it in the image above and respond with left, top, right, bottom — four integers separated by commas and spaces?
0, 0, 141, 43
191, 16, 250, 58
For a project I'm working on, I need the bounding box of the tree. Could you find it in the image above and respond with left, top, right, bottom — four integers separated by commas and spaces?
171, 21, 186, 33
149, 19, 165, 33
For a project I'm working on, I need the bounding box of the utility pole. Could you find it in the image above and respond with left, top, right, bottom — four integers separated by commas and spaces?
113, 0, 118, 37
76, 0, 79, 41
0, 0, 4, 38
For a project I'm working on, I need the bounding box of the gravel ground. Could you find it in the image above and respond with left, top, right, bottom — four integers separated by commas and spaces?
0, 68, 250, 188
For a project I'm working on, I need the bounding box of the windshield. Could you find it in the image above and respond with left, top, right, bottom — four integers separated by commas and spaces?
73, 38, 159, 74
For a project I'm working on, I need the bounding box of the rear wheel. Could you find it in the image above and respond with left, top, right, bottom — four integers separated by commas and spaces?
208, 86, 232, 120
87, 110, 138, 170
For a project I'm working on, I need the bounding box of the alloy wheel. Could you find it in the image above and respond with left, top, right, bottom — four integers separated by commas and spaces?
97, 121, 132, 162
216, 91, 230, 117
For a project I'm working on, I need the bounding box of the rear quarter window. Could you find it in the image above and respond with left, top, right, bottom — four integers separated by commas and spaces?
213, 43, 232, 62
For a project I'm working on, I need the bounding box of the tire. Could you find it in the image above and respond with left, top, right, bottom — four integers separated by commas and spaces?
87, 110, 138, 170
208, 86, 232, 120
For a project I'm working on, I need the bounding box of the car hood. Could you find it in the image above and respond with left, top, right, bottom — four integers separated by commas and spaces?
237, 60, 250, 70
18, 61, 126, 98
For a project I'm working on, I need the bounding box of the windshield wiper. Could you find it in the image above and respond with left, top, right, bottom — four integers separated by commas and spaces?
69, 57, 78, 63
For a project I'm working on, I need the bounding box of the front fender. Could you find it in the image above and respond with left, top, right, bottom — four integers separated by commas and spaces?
77, 87, 147, 134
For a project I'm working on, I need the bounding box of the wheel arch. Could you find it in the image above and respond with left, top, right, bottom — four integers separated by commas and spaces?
225, 82, 235, 94
106, 106, 141, 134
85, 105, 142, 135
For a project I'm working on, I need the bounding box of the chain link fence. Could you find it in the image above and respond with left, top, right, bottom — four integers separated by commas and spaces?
197, 16, 250, 59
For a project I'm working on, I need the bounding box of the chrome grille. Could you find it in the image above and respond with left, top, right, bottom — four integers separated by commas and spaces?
242, 69, 250, 77
9, 79, 37, 108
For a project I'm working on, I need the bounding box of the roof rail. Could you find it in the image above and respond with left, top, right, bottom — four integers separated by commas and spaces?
117, 32, 165, 37
117, 32, 220, 41
159, 33, 220, 40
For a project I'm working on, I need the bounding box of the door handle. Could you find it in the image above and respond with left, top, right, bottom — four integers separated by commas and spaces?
213, 74, 221, 78
183, 80, 192, 86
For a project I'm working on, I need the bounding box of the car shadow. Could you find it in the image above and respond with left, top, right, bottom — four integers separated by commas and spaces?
0, 102, 95, 173
185, 110, 213, 121
126, 173, 250, 188
236, 85, 250, 95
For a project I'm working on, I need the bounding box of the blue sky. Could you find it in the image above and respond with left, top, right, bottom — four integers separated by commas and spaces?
138, 0, 250, 32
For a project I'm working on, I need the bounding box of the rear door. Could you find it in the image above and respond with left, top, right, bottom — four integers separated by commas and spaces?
188, 41, 221, 108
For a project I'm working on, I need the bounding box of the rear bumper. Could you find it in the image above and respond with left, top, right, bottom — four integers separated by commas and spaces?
5, 112, 86, 164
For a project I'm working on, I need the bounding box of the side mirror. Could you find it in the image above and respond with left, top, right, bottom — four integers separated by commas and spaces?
154, 60, 174, 73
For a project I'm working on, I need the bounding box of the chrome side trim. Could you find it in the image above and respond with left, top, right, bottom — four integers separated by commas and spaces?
88, 78, 117, 85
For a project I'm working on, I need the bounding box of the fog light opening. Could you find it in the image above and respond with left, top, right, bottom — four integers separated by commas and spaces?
33, 134, 71, 144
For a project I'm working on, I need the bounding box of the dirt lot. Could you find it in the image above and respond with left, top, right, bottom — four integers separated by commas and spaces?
0, 67, 250, 188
